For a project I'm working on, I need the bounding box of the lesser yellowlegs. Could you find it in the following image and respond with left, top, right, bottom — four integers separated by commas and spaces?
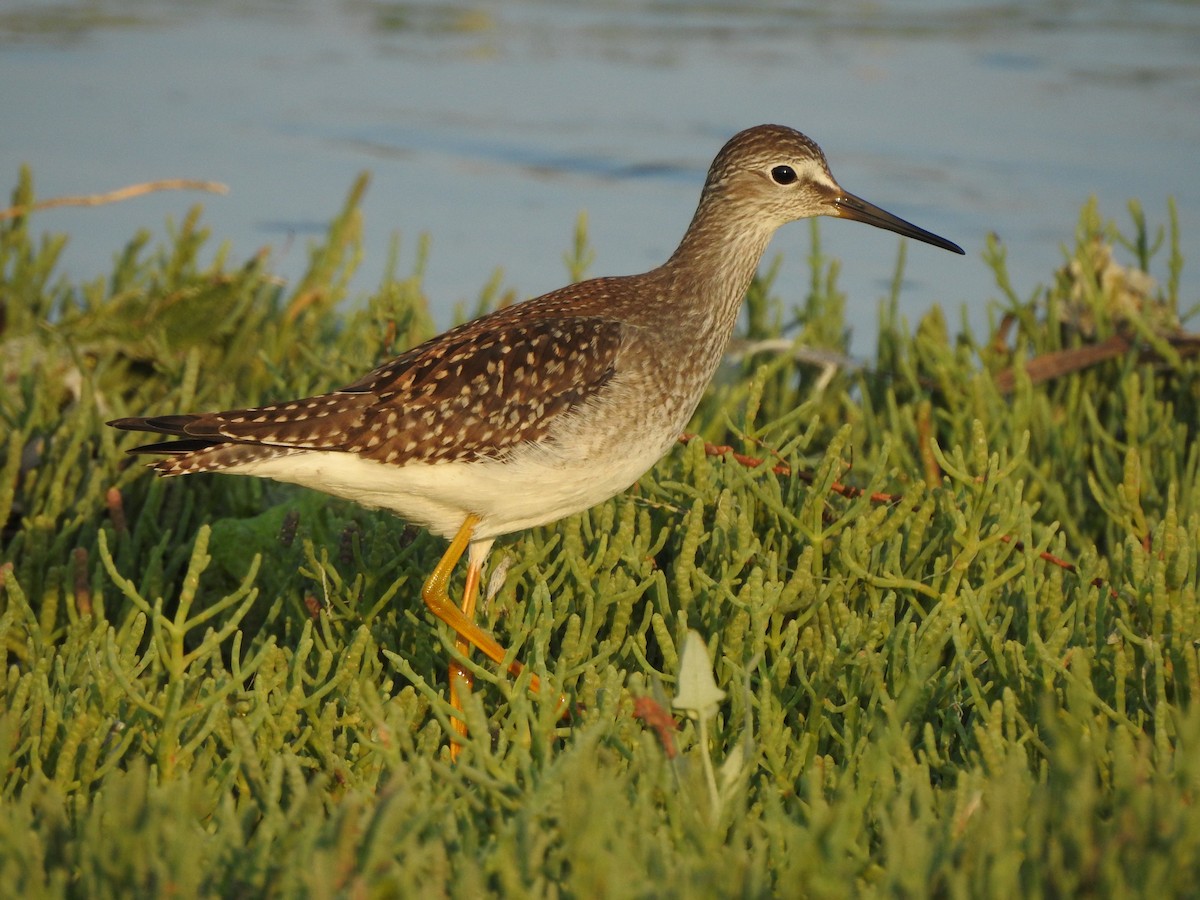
109, 124, 964, 743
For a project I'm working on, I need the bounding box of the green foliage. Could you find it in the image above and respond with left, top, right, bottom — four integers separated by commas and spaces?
1, 171, 1198, 896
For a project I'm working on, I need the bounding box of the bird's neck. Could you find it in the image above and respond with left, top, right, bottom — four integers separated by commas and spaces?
655, 190, 779, 344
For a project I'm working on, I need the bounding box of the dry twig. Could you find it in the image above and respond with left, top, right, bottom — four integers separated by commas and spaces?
0, 178, 229, 221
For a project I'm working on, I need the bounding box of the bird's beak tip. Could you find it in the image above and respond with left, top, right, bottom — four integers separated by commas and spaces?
829, 190, 964, 256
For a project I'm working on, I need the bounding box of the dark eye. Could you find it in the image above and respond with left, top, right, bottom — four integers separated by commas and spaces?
771, 165, 798, 185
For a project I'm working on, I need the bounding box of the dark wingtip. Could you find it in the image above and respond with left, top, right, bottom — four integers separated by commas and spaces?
108, 415, 214, 457
107, 414, 199, 435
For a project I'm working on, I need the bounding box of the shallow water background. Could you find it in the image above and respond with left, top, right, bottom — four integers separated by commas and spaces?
2, 1, 1197, 353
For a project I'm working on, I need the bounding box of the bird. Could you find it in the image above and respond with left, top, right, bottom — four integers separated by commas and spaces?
109, 124, 964, 746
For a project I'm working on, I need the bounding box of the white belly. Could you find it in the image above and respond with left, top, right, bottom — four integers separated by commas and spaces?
226, 426, 673, 541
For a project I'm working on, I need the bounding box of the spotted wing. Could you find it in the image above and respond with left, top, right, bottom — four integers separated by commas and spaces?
337, 314, 624, 464
110, 313, 625, 471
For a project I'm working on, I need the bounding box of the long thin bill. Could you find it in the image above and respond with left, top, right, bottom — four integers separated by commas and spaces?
830, 191, 965, 255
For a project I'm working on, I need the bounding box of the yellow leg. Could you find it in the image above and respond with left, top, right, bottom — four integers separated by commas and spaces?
421, 516, 545, 751
447, 554, 483, 743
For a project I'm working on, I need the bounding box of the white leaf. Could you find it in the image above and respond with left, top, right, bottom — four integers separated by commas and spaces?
672, 630, 725, 722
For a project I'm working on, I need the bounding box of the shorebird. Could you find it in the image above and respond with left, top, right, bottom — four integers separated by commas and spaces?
109, 124, 963, 745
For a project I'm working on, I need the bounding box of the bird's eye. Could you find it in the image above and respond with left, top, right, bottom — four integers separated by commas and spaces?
770, 165, 798, 185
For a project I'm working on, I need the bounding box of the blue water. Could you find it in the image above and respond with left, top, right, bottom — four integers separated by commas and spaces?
3, 1, 1197, 353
